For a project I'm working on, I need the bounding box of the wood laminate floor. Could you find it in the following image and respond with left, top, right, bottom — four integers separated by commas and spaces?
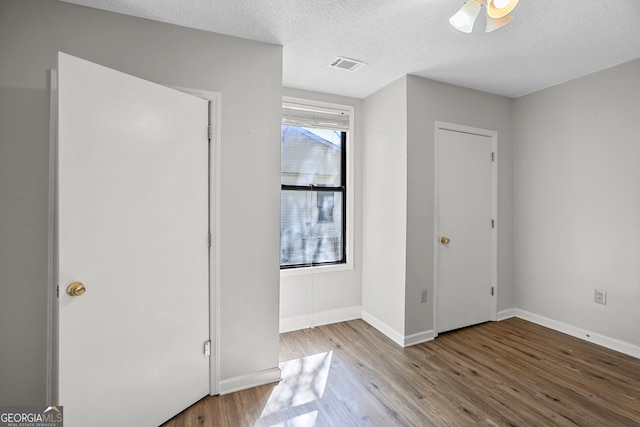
162, 318, 640, 426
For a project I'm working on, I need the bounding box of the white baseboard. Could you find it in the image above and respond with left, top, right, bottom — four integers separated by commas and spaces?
513, 309, 640, 360
284, 305, 639, 359
282, 307, 432, 348
361, 311, 405, 347
279, 305, 362, 333
404, 329, 435, 347
279, 314, 311, 334
497, 308, 516, 321
313, 305, 362, 328
361, 311, 434, 348
217, 367, 282, 396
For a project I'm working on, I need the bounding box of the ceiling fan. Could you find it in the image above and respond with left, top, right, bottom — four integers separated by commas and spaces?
449, 0, 519, 33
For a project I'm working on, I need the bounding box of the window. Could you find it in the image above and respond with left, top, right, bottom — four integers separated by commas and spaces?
280, 100, 350, 269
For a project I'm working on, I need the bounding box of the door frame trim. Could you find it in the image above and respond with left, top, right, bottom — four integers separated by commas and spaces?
171, 86, 221, 396
47, 69, 59, 404
433, 121, 498, 337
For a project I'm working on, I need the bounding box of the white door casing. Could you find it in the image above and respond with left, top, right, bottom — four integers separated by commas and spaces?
57, 52, 211, 427
434, 122, 497, 334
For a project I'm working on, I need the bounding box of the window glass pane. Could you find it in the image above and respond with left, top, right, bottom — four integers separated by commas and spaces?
281, 190, 343, 267
282, 125, 342, 186
317, 191, 334, 223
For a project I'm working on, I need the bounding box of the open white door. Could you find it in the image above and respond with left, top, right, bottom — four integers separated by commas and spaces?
58, 53, 210, 427
435, 123, 496, 334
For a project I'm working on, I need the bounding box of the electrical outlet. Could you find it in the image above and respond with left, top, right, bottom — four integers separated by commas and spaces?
594, 289, 607, 305
420, 289, 428, 304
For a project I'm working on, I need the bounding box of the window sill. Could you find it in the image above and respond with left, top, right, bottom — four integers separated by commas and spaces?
280, 262, 353, 277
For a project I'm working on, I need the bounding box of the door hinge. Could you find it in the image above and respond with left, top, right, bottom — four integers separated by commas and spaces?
204, 340, 212, 357
491, 287, 495, 296
491, 152, 495, 161
207, 125, 212, 141
208, 232, 212, 248
56, 285, 59, 298
492, 219, 495, 229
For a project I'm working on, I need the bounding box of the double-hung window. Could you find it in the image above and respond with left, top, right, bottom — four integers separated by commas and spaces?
280, 99, 350, 269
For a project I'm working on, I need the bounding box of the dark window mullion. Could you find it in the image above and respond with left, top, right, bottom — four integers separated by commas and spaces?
314, 186, 345, 192
281, 184, 309, 192
281, 185, 344, 192
340, 131, 347, 263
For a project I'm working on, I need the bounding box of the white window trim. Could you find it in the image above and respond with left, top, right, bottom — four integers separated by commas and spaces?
280, 96, 355, 276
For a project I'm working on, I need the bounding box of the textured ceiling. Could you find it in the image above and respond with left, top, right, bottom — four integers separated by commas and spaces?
59, 0, 640, 99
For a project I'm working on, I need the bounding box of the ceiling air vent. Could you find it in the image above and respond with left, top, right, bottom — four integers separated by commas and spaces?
329, 57, 366, 72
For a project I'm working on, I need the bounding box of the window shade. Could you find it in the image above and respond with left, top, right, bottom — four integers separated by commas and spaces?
282, 101, 350, 131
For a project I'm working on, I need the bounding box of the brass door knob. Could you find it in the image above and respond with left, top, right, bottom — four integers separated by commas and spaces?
440, 236, 451, 245
66, 282, 86, 297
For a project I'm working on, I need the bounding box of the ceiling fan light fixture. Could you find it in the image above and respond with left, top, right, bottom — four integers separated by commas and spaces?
486, 13, 513, 33
449, 0, 482, 33
487, 0, 519, 19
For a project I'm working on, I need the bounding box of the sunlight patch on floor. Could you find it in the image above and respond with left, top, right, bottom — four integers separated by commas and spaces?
256, 411, 319, 427
256, 351, 333, 425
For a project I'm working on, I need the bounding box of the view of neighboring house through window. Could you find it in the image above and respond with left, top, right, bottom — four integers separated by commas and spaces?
281, 101, 349, 268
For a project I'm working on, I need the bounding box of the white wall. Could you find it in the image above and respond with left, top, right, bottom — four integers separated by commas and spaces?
361, 77, 408, 341
406, 75, 515, 337
0, 0, 282, 404
279, 88, 363, 332
360, 75, 514, 345
514, 58, 640, 351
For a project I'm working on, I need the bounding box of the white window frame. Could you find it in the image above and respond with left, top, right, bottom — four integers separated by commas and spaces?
280, 96, 355, 276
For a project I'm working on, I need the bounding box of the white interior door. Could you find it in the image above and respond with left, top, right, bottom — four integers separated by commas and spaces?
436, 124, 495, 334
58, 52, 210, 427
